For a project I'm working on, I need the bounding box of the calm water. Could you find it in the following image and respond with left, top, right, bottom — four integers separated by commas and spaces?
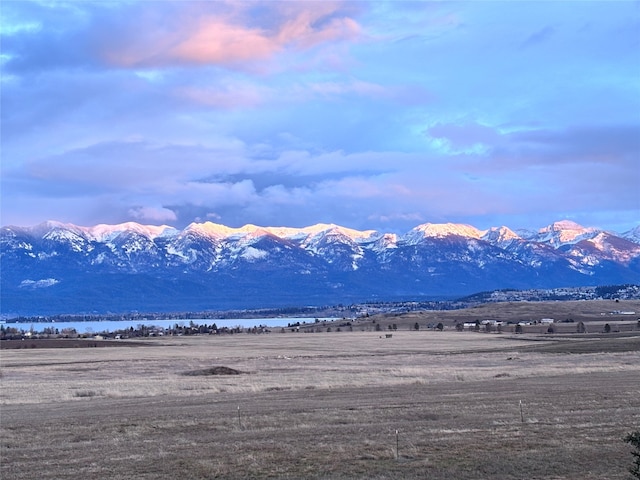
2, 317, 335, 334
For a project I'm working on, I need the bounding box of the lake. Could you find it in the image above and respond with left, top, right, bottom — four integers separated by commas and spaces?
2, 317, 336, 334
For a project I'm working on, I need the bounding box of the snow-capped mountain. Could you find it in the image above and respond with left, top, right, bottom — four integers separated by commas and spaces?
534, 220, 602, 247
481, 226, 521, 247
1, 220, 639, 315
623, 225, 640, 244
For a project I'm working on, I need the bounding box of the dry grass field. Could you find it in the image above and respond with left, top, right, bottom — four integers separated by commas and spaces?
2, 314, 640, 479
366, 299, 640, 331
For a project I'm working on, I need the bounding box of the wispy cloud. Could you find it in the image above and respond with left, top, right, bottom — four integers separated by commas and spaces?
520, 25, 556, 49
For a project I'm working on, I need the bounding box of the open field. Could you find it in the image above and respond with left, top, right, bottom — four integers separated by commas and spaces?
366, 299, 640, 331
1, 329, 639, 479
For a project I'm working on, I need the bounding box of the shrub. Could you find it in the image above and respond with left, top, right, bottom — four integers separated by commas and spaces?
74, 390, 98, 398
182, 366, 244, 376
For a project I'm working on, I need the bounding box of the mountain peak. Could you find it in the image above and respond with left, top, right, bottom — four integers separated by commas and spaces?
540, 220, 586, 232
623, 225, 640, 244
302, 223, 378, 241
87, 222, 177, 241
2, 218, 639, 315
482, 226, 521, 244
537, 220, 600, 246
411, 223, 483, 239
184, 221, 238, 238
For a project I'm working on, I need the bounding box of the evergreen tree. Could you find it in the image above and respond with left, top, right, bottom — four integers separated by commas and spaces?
625, 431, 640, 479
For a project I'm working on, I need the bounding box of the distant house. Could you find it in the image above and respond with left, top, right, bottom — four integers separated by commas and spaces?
482, 320, 503, 326
540, 318, 555, 324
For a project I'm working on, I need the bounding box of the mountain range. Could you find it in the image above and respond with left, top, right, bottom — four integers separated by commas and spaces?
1, 219, 639, 315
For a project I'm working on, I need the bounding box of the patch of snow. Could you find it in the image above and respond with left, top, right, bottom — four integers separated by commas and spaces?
241, 247, 268, 261
622, 225, 640, 244
19, 278, 59, 289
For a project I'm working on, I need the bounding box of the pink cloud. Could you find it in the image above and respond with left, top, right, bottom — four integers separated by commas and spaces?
276, 8, 361, 48
168, 20, 276, 66
104, 3, 362, 69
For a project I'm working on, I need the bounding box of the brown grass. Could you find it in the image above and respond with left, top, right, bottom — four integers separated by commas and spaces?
1, 328, 639, 479
368, 299, 640, 327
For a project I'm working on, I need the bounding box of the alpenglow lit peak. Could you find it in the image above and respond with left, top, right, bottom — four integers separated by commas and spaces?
403, 223, 483, 245
2, 218, 639, 315
183, 222, 245, 239
181, 222, 378, 243
297, 224, 378, 242
86, 223, 178, 242
536, 220, 600, 247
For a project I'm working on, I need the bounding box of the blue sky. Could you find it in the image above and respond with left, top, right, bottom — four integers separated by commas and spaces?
1, 0, 639, 234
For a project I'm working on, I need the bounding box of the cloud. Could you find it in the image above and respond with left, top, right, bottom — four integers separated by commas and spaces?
1, 2, 364, 73
99, 2, 363, 70
520, 25, 555, 49
6, 118, 637, 231
508, 125, 640, 165
128, 206, 177, 223
307, 79, 387, 98
425, 122, 503, 154
177, 81, 272, 109
2, 1, 639, 235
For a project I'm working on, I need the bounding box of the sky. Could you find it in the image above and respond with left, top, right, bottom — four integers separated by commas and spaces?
1, 0, 639, 235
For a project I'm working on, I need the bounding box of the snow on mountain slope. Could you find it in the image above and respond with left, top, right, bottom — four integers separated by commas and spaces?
87, 223, 178, 242
535, 220, 600, 247
566, 232, 640, 265
2, 219, 639, 315
39, 222, 92, 253
300, 223, 378, 241
481, 226, 522, 246
183, 221, 241, 239
623, 226, 640, 244
402, 223, 483, 245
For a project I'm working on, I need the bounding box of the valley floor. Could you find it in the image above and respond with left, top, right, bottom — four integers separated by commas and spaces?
1, 331, 639, 479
